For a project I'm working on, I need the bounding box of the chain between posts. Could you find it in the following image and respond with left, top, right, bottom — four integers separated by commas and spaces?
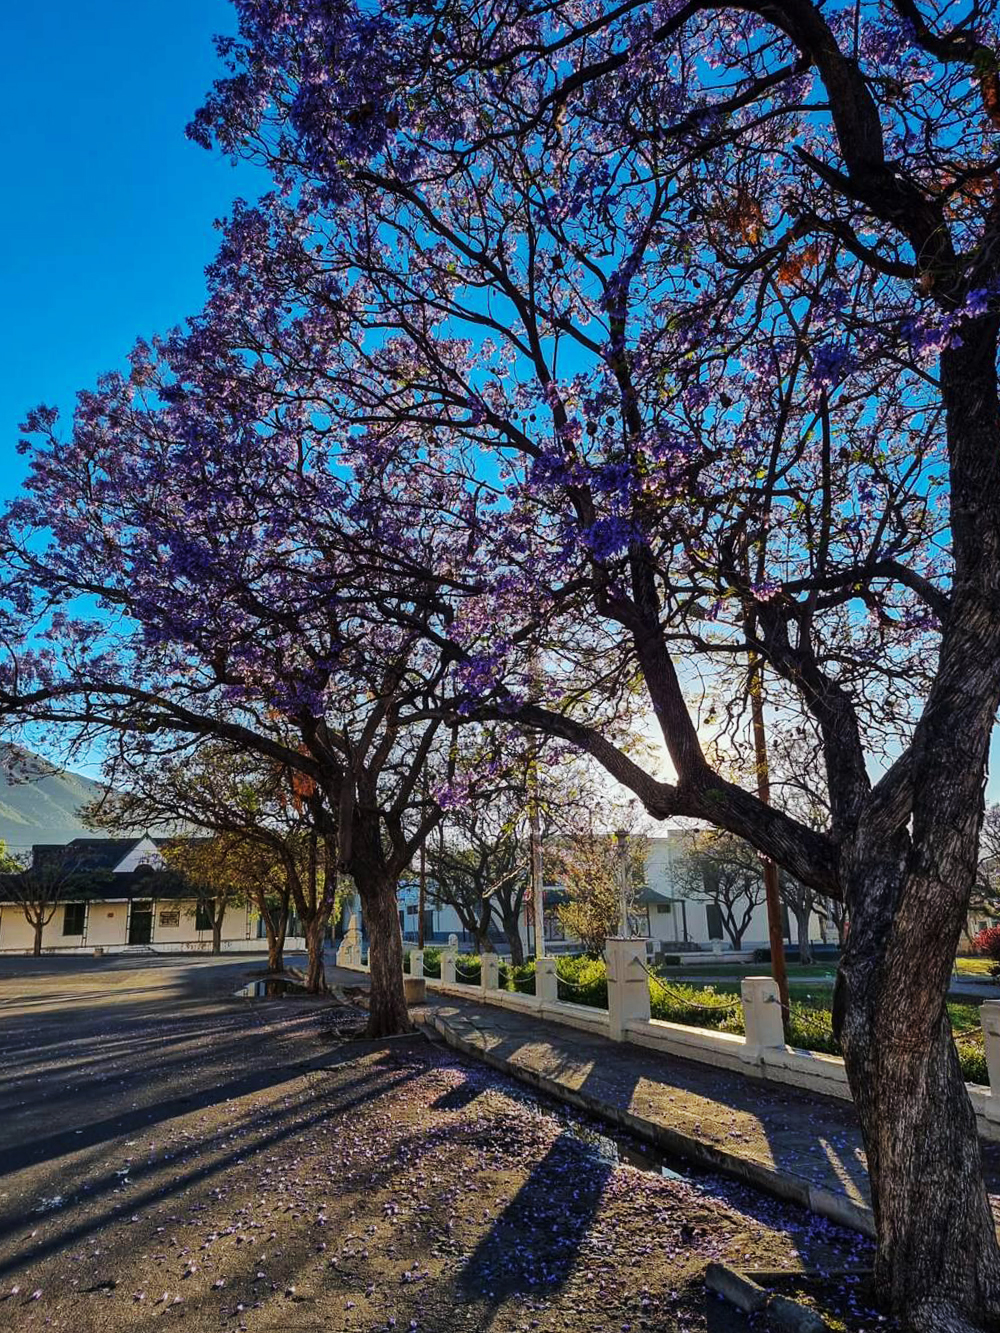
639, 961, 741, 1012
553, 973, 602, 996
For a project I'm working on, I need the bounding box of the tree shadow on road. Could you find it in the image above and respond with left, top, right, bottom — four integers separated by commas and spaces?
457, 1133, 612, 1303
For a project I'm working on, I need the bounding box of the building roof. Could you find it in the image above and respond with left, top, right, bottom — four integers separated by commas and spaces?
32, 838, 142, 873
637, 887, 674, 906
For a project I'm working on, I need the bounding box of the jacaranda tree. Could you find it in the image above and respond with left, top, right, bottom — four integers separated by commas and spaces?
163, 2, 1000, 1327
0, 368, 499, 1033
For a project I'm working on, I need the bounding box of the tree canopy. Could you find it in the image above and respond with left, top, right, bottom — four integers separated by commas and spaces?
3, 1, 1000, 1323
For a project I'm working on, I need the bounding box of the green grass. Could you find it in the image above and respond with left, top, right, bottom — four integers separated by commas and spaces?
660, 961, 837, 980
955, 956, 995, 976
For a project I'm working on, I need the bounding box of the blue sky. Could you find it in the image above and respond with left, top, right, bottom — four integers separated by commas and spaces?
0, 2, 258, 504
3, 3, 1000, 804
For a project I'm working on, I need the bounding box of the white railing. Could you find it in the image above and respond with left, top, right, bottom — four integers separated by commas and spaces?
337, 939, 1000, 1142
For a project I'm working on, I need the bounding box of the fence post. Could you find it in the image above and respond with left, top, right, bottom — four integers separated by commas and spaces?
441, 947, 457, 986
981, 1003, 1000, 1122
741, 977, 785, 1064
410, 949, 424, 980
536, 957, 558, 1004
481, 951, 499, 992
606, 938, 650, 1040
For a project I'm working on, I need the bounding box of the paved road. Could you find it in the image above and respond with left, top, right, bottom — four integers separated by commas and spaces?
0, 954, 887, 1332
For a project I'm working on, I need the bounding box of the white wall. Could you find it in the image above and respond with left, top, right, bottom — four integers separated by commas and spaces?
109, 837, 165, 873
0, 897, 268, 953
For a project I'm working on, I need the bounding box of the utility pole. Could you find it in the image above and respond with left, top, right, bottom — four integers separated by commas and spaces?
529, 747, 545, 958
747, 637, 791, 1026
616, 828, 630, 937
417, 832, 427, 951
741, 541, 790, 1026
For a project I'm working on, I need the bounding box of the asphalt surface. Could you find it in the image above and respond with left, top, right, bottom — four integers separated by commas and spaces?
0, 954, 886, 1332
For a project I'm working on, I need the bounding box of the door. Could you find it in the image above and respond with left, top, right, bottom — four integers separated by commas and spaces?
128, 901, 153, 945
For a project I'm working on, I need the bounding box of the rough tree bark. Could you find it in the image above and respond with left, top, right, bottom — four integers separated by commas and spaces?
832, 334, 1000, 1332
303, 914, 327, 993
794, 907, 813, 966
31, 915, 43, 957
837, 837, 1000, 1333
211, 904, 223, 956
500, 908, 525, 965
260, 893, 289, 974
358, 874, 410, 1038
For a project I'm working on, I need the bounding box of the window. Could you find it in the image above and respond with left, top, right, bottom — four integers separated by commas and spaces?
63, 902, 86, 936
159, 909, 180, 928
656, 903, 671, 915
628, 908, 650, 938
706, 904, 724, 940
406, 904, 418, 916
195, 902, 214, 931
543, 908, 565, 941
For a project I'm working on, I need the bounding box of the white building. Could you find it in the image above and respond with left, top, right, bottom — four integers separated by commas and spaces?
392, 831, 829, 958
0, 837, 306, 954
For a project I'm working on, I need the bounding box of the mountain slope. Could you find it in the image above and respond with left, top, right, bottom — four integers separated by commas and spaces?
0, 746, 107, 854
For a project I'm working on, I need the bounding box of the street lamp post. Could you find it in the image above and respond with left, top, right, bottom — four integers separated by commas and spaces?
616, 828, 630, 938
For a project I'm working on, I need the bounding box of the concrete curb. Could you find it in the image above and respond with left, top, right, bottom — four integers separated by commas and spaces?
769, 1293, 828, 1331
423, 1009, 876, 1241
705, 1262, 768, 1312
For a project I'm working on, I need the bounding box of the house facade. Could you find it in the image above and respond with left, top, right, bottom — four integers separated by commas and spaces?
0, 837, 307, 955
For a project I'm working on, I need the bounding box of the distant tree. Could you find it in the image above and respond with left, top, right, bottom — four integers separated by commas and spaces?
970, 805, 1000, 942
156, 835, 245, 956
767, 728, 835, 961
426, 805, 528, 960
557, 828, 648, 957
84, 741, 315, 975
779, 872, 818, 965
676, 831, 765, 952
0, 845, 82, 957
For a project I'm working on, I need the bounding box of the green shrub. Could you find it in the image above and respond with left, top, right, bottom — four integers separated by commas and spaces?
421, 946, 442, 979
556, 955, 607, 1008
499, 959, 537, 995
455, 953, 482, 985
648, 977, 742, 1030
644, 977, 989, 1083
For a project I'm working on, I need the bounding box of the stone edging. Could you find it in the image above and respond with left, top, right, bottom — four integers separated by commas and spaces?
421, 1007, 876, 1241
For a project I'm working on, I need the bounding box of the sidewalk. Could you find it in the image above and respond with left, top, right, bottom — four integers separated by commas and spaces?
416, 993, 1000, 1238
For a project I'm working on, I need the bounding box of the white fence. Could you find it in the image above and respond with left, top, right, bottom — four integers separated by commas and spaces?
339, 937, 1000, 1144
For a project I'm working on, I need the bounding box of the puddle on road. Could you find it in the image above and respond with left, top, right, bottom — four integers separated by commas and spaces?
549, 1111, 692, 1183
235, 979, 309, 999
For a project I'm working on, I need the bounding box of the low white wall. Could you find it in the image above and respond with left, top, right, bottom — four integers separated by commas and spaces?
356, 955, 1000, 1145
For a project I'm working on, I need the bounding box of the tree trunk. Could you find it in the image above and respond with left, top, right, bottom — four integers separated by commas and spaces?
359, 876, 410, 1038
304, 914, 327, 993
795, 907, 813, 965
268, 932, 285, 973
501, 910, 524, 965
262, 910, 287, 973
32, 918, 43, 957
212, 908, 223, 956
837, 839, 1000, 1332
